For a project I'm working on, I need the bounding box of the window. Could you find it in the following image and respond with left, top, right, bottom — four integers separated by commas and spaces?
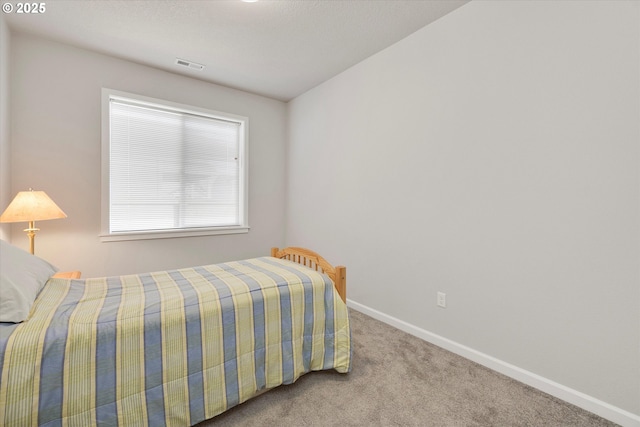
101, 89, 248, 241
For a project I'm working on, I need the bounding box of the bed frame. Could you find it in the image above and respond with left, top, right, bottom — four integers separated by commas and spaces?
0, 247, 351, 426
271, 247, 346, 303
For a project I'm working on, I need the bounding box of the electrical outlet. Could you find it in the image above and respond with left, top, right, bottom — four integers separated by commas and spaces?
437, 292, 446, 308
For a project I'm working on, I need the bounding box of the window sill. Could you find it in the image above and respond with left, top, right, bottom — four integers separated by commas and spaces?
100, 226, 250, 242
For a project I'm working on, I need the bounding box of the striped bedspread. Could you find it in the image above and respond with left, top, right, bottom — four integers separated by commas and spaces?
0, 257, 352, 426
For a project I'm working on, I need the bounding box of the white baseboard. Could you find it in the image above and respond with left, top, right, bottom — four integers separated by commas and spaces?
347, 299, 640, 427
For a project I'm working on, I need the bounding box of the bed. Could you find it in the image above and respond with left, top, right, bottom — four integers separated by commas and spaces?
0, 245, 351, 426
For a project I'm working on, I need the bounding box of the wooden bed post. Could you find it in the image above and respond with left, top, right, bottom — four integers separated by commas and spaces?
335, 266, 346, 303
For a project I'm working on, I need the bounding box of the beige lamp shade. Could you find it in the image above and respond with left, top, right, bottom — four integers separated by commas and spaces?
0, 189, 67, 254
0, 190, 67, 223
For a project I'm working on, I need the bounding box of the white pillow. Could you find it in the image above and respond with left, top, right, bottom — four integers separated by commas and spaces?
0, 240, 58, 323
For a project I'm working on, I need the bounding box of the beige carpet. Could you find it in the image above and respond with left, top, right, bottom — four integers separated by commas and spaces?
201, 309, 617, 426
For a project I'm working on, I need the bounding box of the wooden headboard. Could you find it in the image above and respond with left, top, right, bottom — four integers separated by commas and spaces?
271, 247, 346, 303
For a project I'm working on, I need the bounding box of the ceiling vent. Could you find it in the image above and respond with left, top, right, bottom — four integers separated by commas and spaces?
175, 58, 205, 71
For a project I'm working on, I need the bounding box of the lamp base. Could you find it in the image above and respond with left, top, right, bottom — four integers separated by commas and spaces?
23, 221, 39, 255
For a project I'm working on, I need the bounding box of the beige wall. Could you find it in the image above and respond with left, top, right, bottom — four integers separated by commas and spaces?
10, 32, 287, 275
287, 0, 639, 420
0, 16, 10, 241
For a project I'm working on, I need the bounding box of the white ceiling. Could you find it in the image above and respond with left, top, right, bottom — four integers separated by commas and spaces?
5, 0, 469, 101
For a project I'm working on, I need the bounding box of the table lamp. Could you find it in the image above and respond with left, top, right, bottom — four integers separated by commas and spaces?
0, 189, 67, 254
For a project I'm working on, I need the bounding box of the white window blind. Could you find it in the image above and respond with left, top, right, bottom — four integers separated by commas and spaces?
107, 95, 246, 236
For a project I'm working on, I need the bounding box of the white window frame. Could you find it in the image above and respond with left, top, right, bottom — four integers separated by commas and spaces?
100, 88, 249, 242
